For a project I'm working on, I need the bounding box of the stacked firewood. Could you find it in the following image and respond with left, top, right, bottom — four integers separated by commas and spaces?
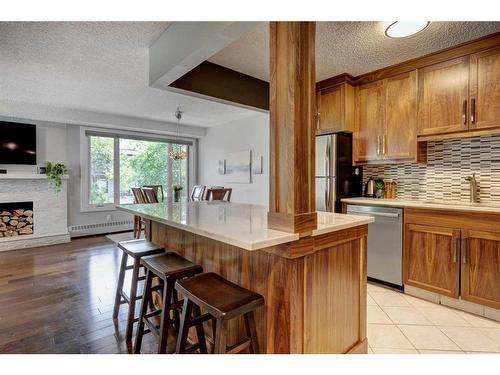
0, 209, 33, 237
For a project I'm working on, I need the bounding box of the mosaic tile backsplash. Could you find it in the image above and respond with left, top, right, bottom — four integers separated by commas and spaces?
363, 135, 500, 204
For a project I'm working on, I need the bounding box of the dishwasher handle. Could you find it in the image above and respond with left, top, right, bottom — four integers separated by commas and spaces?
347, 209, 400, 218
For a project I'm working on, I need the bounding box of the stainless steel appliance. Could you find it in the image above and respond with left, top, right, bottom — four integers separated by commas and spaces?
346, 204, 403, 288
316, 133, 362, 212
364, 177, 375, 198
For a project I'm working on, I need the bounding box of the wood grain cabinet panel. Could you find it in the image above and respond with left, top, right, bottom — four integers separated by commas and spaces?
384, 71, 418, 161
404, 224, 460, 298
316, 83, 354, 133
461, 229, 500, 309
417, 57, 470, 136
469, 46, 500, 131
354, 81, 384, 163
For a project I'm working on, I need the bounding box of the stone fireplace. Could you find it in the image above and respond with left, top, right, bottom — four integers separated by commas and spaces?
0, 202, 34, 238
0, 175, 69, 251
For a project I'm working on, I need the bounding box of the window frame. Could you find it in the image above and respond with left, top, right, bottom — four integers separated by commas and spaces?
80, 126, 197, 213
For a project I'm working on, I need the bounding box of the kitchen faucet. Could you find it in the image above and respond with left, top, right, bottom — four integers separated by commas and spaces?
465, 173, 479, 203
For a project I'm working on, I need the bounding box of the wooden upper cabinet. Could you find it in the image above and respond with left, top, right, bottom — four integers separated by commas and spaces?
404, 223, 460, 298
354, 72, 418, 164
469, 46, 500, 131
354, 81, 384, 163
461, 229, 500, 309
417, 57, 470, 136
316, 83, 354, 133
384, 71, 417, 161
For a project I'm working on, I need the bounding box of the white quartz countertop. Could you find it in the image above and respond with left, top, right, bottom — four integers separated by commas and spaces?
117, 201, 372, 251
341, 197, 500, 214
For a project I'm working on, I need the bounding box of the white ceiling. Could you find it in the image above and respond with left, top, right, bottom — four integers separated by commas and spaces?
2, 22, 499, 131
209, 22, 500, 81
0, 22, 258, 128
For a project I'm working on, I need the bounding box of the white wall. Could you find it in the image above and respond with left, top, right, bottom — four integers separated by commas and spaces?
198, 112, 269, 206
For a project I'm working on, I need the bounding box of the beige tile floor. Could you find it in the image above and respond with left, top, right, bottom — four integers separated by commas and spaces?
366, 283, 500, 354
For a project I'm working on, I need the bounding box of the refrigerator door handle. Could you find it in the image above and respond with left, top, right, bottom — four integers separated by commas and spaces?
324, 136, 330, 177
325, 178, 329, 211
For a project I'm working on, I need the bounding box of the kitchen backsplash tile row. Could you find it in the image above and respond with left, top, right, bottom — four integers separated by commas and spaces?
363, 135, 500, 204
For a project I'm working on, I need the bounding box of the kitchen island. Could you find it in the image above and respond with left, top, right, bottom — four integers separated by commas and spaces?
117, 201, 373, 354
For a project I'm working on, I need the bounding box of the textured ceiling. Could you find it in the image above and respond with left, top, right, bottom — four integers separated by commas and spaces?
0, 22, 258, 128
209, 22, 500, 81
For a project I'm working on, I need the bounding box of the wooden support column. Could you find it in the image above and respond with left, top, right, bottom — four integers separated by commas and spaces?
268, 22, 317, 234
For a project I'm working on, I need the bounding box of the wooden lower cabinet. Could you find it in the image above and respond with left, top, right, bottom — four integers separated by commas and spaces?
404, 224, 460, 297
461, 229, 500, 309
404, 208, 500, 309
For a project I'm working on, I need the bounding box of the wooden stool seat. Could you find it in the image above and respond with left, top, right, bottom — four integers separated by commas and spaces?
175, 272, 264, 354
176, 272, 264, 320
134, 254, 204, 354
141, 253, 203, 281
113, 239, 165, 343
118, 239, 164, 257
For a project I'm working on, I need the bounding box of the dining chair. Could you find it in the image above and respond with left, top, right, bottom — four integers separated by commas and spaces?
131, 187, 147, 239
190, 185, 206, 201
142, 185, 164, 202
141, 187, 159, 204
206, 188, 232, 202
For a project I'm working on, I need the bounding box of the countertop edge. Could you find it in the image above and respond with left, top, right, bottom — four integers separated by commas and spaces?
312, 217, 374, 236
341, 197, 500, 214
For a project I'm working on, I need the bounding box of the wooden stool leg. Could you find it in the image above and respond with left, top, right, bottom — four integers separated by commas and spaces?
211, 318, 217, 354
134, 269, 153, 354
172, 289, 181, 331
244, 311, 259, 354
125, 258, 141, 341
213, 318, 227, 354
113, 252, 128, 319
175, 298, 194, 354
193, 305, 208, 354
158, 281, 174, 354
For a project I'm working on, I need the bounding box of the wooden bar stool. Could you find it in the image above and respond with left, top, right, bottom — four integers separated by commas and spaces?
113, 239, 165, 342
175, 272, 264, 354
134, 253, 205, 354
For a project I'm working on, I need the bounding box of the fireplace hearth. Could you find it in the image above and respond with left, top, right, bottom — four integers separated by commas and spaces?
0, 202, 34, 238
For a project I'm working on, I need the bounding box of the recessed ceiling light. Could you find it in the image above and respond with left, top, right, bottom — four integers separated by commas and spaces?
384, 21, 430, 38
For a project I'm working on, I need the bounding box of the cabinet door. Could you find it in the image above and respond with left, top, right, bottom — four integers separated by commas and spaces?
469, 47, 500, 131
384, 71, 417, 161
461, 229, 500, 309
354, 81, 384, 163
404, 224, 460, 297
417, 57, 469, 136
317, 84, 354, 133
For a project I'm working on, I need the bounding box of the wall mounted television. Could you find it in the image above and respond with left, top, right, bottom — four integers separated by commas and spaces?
0, 121, 37, 165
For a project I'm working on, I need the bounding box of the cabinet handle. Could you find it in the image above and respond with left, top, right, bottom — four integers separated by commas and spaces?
382, 134, 386, 156
470, 98, 476, 124
376, 135, 381, 156
461, 237, 468, 264
462, 99, 468, 126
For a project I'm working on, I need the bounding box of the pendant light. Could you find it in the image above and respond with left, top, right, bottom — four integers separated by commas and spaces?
168, 107, 188, 161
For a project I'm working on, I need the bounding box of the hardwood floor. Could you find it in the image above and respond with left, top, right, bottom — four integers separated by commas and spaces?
0, 235, 163, 354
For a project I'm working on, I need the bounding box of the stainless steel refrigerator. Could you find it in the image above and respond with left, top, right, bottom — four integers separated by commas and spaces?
315, 133, 362, 213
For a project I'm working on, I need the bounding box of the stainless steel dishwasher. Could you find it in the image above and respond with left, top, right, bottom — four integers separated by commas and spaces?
346, 204, 403, 288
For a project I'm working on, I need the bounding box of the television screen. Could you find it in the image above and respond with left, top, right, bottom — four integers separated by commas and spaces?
0, 121, 37, 165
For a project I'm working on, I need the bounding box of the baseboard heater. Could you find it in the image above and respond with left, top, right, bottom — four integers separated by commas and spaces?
68, 220, 133, 237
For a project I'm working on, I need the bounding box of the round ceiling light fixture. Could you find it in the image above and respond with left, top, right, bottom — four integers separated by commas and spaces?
384, 21, 430, 38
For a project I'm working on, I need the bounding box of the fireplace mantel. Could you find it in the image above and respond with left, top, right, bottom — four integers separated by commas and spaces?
0, 174, 69, 180
0, 176, 70, 251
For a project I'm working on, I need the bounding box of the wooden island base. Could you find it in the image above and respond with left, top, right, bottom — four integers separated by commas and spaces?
149, 221, 368, 354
